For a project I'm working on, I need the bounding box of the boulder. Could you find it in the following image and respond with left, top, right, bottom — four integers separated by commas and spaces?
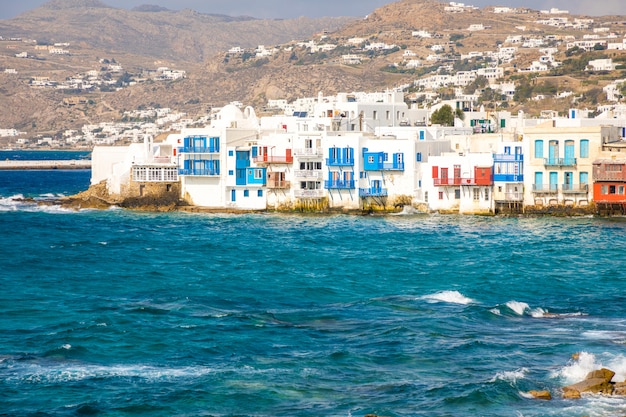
562, 368, 617, 398
614, 382, 626, 396
528, 390, 552, 400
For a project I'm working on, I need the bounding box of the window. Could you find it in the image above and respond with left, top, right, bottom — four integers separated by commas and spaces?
254, 169, 263, 179
610, 185, 616, 194
455, 189, 460, 199
244, 190, 249, 197
534, 140, 544, 158
473, 188, 480, 201
373, 111, 378, 120
360, 171, 367, 179
258, 190, 263, 197
416, 152, 422, 162
504, 146, 511, 155
484, 188, 489, 201
602, 185, 608, 194
368, 156, 374, 163
305, 139, 312, 149
425, 191, 429, 202
228, 150, 234, 156
580, 139, 589, 158
439, 191, 444, 200
229, 170, 234, 175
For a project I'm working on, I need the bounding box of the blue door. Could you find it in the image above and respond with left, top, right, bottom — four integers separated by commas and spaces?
549, 172, 558, 191
564, 141, 575, 165
231, 189, 236, 202
535, 172, 543, 191
549, 141, 558, 164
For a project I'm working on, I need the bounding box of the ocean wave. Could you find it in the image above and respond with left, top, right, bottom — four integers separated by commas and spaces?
421, 290, 475, 305
0, 194, 78, 214
551, 351, 626, 384
490, 367, 528, 383
4, 362, 215, 384
493, 301, 585, 318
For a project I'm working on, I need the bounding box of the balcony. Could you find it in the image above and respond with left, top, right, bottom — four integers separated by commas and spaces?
294, 170, 323, 179
562, 183, 588, 194
359, 187, 388, 197
500, 192, 524, 201
544, 158, 577, 167
178, 145, 219, 154
293, 148, 323, 158
364, 162, 405, 171
326, 158, 354, 167
324, 180, 355, 189
494, 154, 523, 162
434, 177, 493, 186
253, 154, 293, 164
178, 168, 220, 176
267, 180, 291, 189
493, 174, 523, 182
532, 184, 558, 194
294, 189, 325, 198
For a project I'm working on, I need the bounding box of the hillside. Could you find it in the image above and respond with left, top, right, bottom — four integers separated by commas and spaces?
2, 0, 626, 140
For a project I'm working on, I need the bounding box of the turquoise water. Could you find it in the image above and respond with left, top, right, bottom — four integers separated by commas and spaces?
2, 167, 626, 416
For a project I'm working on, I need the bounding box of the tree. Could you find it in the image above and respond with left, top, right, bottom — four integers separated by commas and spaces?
431, 104, 455, 126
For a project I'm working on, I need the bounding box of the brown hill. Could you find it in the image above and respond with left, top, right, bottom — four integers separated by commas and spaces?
2, 0, 626, 139
0, 0, 354, 62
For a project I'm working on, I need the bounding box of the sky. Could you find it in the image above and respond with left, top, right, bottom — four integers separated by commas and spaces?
1, 0, 626, 21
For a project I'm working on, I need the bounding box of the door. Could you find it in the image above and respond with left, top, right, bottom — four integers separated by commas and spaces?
441, 168, 449, 185
564, 172, 572, 191
535, 172, 543, 191
549, 140, 559, 165
549, 172, 558, 191
564, 140, 575, 165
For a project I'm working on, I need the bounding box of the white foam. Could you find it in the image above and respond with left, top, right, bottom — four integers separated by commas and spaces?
422, 290, 474, 305
491, 367, 528, 383
505, 300, 530, 316
551, 351, 626, 384
10, 363, 215, 384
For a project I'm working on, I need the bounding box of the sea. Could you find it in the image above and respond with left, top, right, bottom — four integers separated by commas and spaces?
2, 151, 626, 416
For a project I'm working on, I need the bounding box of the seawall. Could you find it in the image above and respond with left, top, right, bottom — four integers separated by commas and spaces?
0, 160, 91, 170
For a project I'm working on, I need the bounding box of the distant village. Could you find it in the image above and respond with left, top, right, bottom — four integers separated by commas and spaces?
3, 2, 626, 149
6, 2, 626, 215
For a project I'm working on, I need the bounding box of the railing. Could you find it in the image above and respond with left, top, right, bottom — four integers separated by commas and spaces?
267, 180, 291, 189
363, 162, 404, 171
324, 180, 355, 189
494, 154, 523, 162
434, 177, 493, 186
294, 189, 325, 198
532, 184, 589, 193
593, 171, 626, 181
562, 184, 589, 193
543, 158, 577, 167
293, 148, 323, 157
359, 188, 388, 197
494, 174, 523, 182
294, 170, 323, 179
178, 168, 220, 176
178, 146, 219, 154
326, 158, 354, 167
532, 184, 559, 194
502, 192, 524, 201
253, 155, 293, 164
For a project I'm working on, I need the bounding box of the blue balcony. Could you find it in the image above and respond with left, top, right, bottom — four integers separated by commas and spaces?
363, 152, 405, 171
178, 145, 220, 154
544, 158, 576, 167
359, 187, 388, 197
325, 180, 355, 189
494, 174, 524, 182
326, 158, 354, 167
179, 168, 220, 176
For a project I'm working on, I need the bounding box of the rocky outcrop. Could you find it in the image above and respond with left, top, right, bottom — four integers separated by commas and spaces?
562, 368, 617, 399
528, 390, 552, 400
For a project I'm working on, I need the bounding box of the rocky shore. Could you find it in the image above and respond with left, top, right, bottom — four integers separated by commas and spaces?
527, 354, 626, 401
